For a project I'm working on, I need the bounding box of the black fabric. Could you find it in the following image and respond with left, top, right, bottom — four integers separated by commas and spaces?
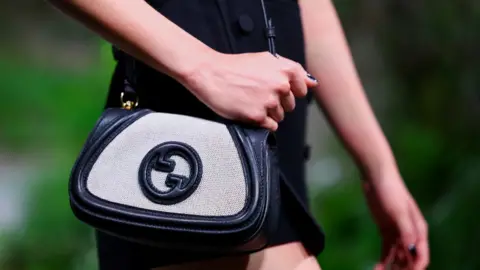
99, 0, 324, 268
96, 194, 303, 270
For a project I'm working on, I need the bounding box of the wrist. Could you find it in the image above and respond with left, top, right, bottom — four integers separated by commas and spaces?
169, 45, 219, 88
360, 156, 400, 184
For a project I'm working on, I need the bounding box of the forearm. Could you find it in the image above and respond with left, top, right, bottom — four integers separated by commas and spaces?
48, 0, 214, 82
299, 0, 398, 181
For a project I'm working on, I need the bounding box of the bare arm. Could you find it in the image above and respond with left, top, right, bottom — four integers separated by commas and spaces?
48, 0, 214, 81
48, 0, 316, 131
299, 1, 430, 267
299, 0, 397, 182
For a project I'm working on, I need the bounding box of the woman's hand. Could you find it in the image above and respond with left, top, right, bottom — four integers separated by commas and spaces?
180, 51, 318, 131
362, 171, 430, 270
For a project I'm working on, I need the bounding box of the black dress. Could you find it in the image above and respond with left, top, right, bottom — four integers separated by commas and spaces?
97, 0, 324, 268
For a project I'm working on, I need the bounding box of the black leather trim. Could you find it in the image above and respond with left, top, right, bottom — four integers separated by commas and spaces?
229, 126, 281, 249
69, 109, 278, 252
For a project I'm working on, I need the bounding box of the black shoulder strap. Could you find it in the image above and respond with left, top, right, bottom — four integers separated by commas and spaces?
260, 0, 277, 56
116, 0, 277, 102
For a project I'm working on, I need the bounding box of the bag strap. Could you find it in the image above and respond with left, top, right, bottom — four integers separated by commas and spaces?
118, 0, 277, 109
259, 0, 277, 56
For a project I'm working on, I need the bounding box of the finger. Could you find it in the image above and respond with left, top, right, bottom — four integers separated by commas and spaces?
305, 73, 319, 88
379, 241, 393, 266
397, 214, 417, 249
259, 116, 278, 132
267, 105, 284, 122
277, 56, 308, 98
280, 92, 296, 112
288, 66, 308, 98
376, 239, 395, 270
410, 203, 430, 269
392, 215, 416, 269
391, 263, 403, 270
414, 240, 429, 270
393, 246, 413, 270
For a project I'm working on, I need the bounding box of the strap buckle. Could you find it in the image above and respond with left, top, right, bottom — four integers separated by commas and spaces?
121, 78, 139, 110
120, 91, 139, 110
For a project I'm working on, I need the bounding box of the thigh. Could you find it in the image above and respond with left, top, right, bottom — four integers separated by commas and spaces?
153, 242, 321, 270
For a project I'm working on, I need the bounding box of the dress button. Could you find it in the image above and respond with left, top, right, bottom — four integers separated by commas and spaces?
238, 14, 255, 34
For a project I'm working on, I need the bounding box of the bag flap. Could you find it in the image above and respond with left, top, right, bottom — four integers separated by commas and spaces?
70, 108, 270, 230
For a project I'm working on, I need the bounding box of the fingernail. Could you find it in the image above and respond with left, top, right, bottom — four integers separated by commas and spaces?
407, 244, 417, 257
307, 73, 318, 83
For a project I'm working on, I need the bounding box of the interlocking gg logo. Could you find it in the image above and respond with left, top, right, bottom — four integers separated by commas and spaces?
139, 142, 203, 205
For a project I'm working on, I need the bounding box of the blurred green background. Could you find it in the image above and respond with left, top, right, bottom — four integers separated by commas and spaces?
0, 1, 478, 269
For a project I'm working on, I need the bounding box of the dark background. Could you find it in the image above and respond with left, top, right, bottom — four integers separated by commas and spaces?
0, 1, 478, 269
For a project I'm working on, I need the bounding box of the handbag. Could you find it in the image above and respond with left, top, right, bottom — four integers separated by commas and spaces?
69, 0, 282, 254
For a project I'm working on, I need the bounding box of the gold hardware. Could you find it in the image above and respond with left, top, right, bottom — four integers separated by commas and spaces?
120, 92, 139, 110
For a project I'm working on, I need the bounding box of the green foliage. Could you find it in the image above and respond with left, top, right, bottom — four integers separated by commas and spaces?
0, 41, 115, 270
0, 42, 114, 152
1, 169, 95, 270
0, 1, 479, 269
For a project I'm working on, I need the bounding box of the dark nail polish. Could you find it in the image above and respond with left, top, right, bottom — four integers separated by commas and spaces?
307, 73, 318, 83
408, 244, 417, 257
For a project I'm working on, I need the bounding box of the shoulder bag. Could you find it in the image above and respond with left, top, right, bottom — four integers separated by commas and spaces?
69, 0, 282, 254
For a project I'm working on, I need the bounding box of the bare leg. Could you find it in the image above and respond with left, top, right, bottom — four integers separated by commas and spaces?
293, 256, 322, 270
153, 242, 321, 270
